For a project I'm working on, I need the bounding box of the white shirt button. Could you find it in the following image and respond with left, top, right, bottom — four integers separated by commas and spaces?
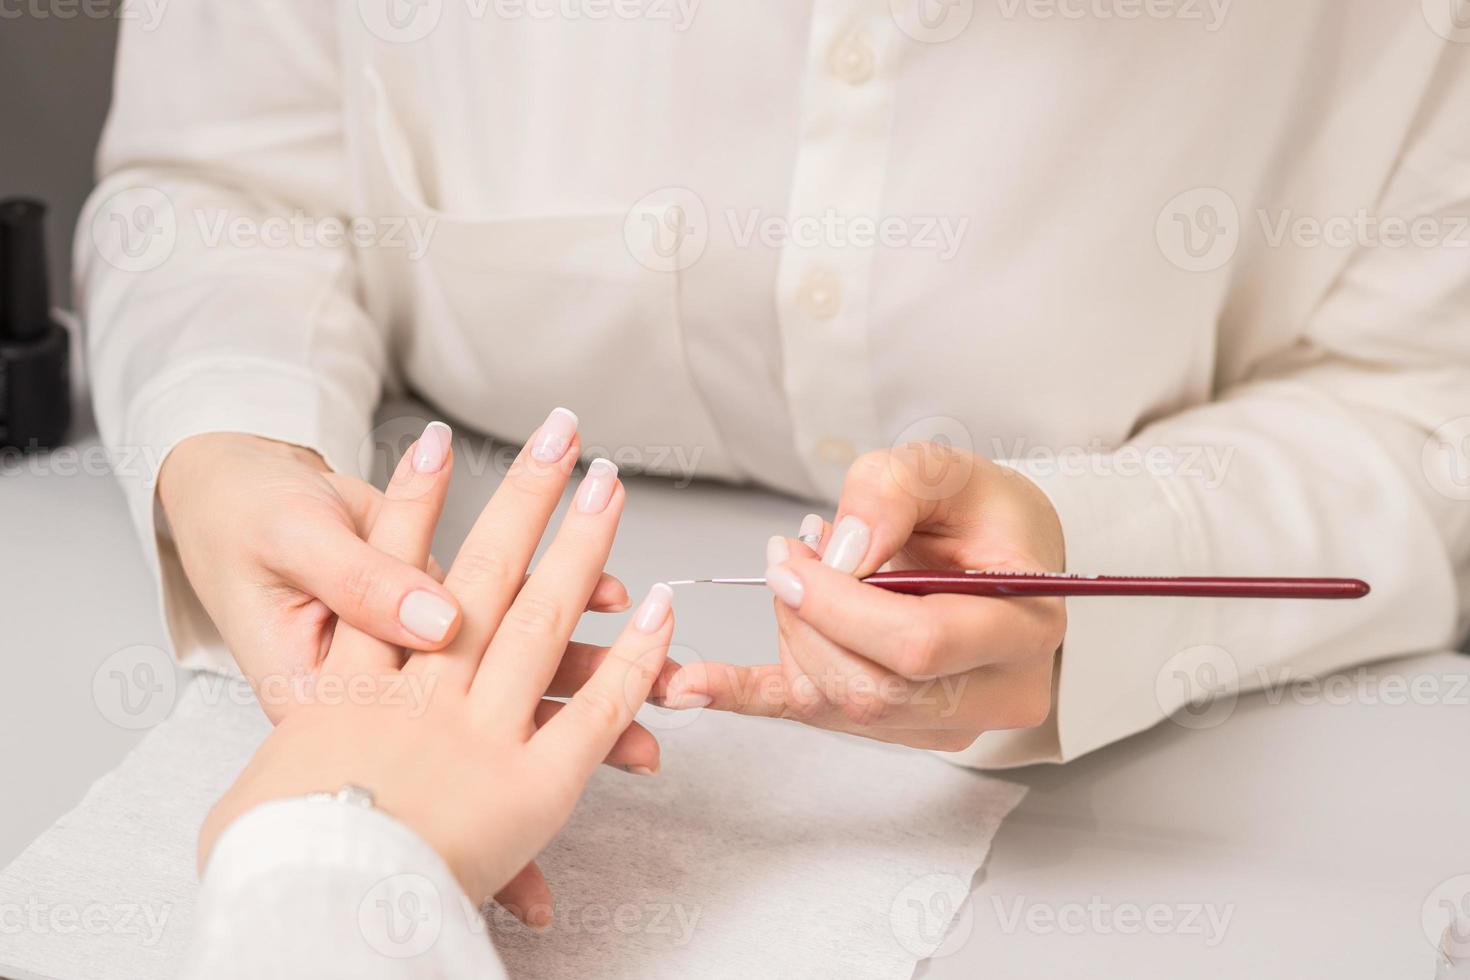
828, 36, 876, 86
797, 267, 844, 320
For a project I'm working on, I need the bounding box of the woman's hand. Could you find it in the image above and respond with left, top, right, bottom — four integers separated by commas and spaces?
158, 416, 630, 723
199, 417, 675, 922
665, 442, 1066, 752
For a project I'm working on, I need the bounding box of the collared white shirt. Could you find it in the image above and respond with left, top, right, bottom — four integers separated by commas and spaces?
80, 0, 1470, 768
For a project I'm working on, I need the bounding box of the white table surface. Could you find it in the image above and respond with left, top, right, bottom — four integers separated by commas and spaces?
2, 411, 1466, 978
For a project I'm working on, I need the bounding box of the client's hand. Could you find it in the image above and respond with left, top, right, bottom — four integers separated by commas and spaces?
667, 442, 1065, 752
158, 412, 630, 723
199, 420, 675, 924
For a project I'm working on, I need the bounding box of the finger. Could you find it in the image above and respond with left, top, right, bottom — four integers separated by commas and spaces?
588, 572, 632, 613
774, 597, 916, 729
545, 641, 681, 702
826, 445, 997, 576
767, 556, 1063, 678
324, 472, 384, 537
407, 406, 581, 691
530, 584, 673, 784
468, 459, 624, 720
532, 700, 661, 774
661, 661, 787, 718
269, 480, 461, 663
494, 862, 553, 931
427, 555, 446, 583
325, 422, 459, 674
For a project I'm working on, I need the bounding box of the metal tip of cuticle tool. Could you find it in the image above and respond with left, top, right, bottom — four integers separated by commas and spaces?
666, 578, 768, 586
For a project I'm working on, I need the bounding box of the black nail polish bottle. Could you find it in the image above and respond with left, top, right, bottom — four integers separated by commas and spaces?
0, 198, 71, 451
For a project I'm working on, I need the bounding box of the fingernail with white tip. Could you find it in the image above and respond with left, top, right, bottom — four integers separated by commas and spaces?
412, 421, 452, 474
634, 582, 673, 633
530, 406, 578, 462
575, 458, 619, 513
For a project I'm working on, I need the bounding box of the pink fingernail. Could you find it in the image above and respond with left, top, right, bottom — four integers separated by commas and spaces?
822, 515, 870, 574
797, 513, 824, 549
400, 590, 455, 641
412, 421, 452, 474
530, 407, 578, 462
766, 535, 789, 566
765, 565, 805, 608
660, 691, 712, 710
575, 458, 619, 513
634, 582, 674, 633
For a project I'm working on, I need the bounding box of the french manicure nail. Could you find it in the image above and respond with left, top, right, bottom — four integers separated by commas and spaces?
626, 765, 656, 777
822, 515, 871, 574
797, 513, 823, 549
634, 582, 674, 633
412, 421, 452, 474
530, 406, 579, 462
399, 590, 455, 642
575, 458, 619, 513
765, 565, 805, 608
766, 535, 789, 566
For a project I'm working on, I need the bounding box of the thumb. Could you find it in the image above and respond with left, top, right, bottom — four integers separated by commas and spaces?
826, 443, 985, 577
275, 518, 463, 651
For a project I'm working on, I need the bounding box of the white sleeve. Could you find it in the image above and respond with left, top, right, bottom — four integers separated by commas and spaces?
182, 800, 506, 980
75, 2, 384, 673
953, 47, 1470, 768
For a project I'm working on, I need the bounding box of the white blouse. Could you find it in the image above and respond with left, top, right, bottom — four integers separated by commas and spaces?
79, 1, 1470, 768
183, 800, 506, 978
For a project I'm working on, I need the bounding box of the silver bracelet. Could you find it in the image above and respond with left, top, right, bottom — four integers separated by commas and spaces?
304, 783, 377, 809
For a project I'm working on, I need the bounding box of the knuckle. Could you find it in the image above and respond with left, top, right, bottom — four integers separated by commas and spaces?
336, 560, 379, 613
502, 461, 555, 499
449, 548, 516, 589
838, 688, 889, 727
571, 687, 627, 732
502, 593, 566, 638
893, 618, 940, 679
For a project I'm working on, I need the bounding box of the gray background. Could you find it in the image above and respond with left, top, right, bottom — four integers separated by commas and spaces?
1, 12, 119, 307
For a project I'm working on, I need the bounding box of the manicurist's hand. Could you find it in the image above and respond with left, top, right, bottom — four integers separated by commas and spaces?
666, 442, 1066, 752
199, 417, 676, 925
157, 411, 631, 723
